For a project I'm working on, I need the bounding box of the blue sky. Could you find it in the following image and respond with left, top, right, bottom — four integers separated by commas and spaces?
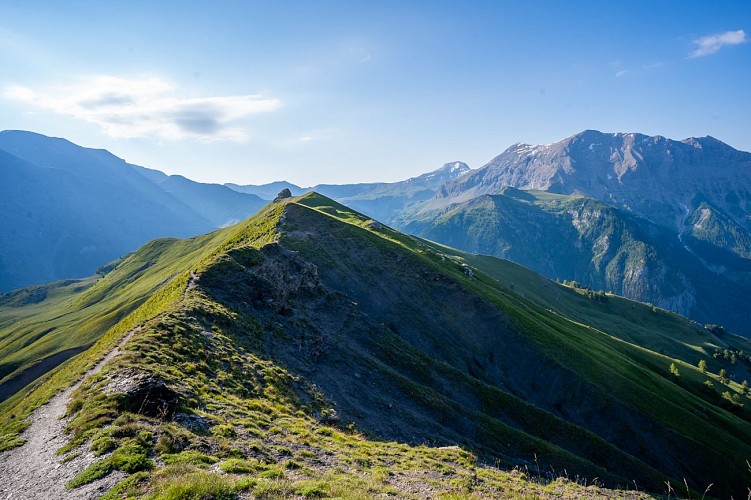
0, 1, 749, 186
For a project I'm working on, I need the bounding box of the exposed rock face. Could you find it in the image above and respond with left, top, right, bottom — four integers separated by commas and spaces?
273, 188, 293, 202
191, 199, 750, 496
199, 242, 320, 320
438, 130, 751, 232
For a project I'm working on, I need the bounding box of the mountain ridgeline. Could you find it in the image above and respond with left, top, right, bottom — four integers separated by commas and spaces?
1, 194, 751, 498
2, 127, 750, 337
226, 130, 751, 335
437, 130, 751, 234
226, 161, 471, 223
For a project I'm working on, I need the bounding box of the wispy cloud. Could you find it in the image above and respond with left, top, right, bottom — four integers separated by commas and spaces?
2, 76, 281, 141
608, 61, 630, 78
294, 128, 340, 144
690, 29, 746, 58
642, 62, 664, 70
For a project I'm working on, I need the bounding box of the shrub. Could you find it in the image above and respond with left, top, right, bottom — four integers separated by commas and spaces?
111, 452, 153, 473
66, 460, 112, 489
722, 391, 744, 408
258, 466, 285, 479
99, 471, 149, 500
150, 471, 237, 500
294, 480, 329, 498
253, 478, 293, 498
212, 424, 237, 438
162, 450, 219, 466
90, 436, 117, 456
219, 458, 259, 474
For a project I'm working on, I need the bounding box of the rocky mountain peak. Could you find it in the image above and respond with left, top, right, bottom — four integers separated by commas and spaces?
437, 130, 751, 230
404, 160, 470, 188
426, 161, 470, 177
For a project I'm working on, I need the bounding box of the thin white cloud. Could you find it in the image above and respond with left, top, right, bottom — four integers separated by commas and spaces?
690, 29, 746, 58
297, 129, 340, 143
2, 76, 281, 141
642, 62, 664, 70
615, 70, 630, 78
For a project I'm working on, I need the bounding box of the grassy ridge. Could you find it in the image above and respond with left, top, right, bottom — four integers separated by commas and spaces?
35, 195, 655, 498
0, 193, 749, 497
0, 201, 291, 448
295, 193, 751, 494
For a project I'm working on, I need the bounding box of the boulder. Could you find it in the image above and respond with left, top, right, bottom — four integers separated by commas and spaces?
273, 188, 292, 202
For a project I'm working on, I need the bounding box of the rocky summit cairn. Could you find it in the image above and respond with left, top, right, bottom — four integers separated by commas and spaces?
273, 188, 293, 202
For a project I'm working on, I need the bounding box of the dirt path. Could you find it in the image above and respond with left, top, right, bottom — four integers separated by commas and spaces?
0, 327, 140, 499
184, 270, 199, 301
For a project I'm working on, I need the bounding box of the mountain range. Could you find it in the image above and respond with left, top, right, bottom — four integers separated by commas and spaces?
0, 131, 266, 292
3, 128, 751, 338
400, 188, 751, 336
437, 130, 751, 235
225, 132, 751, 337
0, 130, 469, 294
1, 193, 750, 498
393, 131, 751, 336
225, 161, 470, 223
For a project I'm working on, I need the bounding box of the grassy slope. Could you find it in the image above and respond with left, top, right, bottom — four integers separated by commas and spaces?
0, 202, 286, 442
295, 195, 751, 490
0, 193, 749, 497
400, 189, 751, 337
0, 196, 644, 499
0, 232, 216, 395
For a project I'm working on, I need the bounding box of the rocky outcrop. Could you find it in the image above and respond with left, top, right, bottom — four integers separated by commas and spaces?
199, 242, 320, 315
106, 370, 181, 419
273, 188, 293, 202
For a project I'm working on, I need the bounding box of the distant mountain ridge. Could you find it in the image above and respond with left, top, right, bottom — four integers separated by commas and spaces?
395, 131, 751, 336
0, 130, 266, 291
438, 130, 751, 234
0, 131, 472, 293
224, 180, 306, 200
225, 161, 470, 224
226, 161, 470, 202
4, 128, 750, 336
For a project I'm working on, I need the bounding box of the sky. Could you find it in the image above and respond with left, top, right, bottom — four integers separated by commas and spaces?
0, 1, 749, 186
